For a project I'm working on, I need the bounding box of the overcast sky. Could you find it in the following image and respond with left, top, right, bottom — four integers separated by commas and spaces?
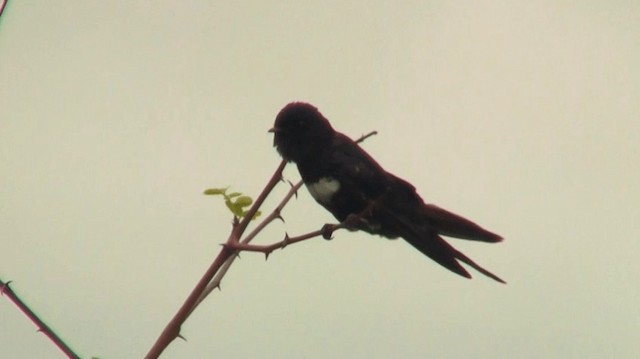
1, 1, 639, 358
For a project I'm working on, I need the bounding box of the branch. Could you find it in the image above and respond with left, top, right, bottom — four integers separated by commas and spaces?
196, 179, 304, 304
223, 223, 344, 258
0, 0, 8, 19
197, 130, 377, 302
145, 161, 287, 358
1, 279, 81, 359
356, 130, 378, 144
146, 129, 377, 357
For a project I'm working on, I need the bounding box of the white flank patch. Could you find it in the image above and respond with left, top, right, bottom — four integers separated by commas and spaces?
307, 177, 340, 204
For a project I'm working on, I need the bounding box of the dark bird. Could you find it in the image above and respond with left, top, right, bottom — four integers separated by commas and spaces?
270, 102, 505, 283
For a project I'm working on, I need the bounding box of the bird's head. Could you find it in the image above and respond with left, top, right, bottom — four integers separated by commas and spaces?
270, 102, 335, 163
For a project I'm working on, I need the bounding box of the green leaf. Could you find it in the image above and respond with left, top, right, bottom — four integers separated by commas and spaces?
225, 200, 242, 217
204, 187, 228, 195
226, 192, 242, 198
206, 185, 261, 220
234, 196, 253, 207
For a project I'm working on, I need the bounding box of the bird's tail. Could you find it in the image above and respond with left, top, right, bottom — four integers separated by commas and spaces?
420, 204, 503, 243
384, 207, 505, 283
403, 233, 506, 283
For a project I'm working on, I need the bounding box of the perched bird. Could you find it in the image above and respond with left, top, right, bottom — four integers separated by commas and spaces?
270, 102, 504, 283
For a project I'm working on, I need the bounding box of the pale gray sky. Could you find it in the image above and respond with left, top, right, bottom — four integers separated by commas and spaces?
1, 1, 639, 358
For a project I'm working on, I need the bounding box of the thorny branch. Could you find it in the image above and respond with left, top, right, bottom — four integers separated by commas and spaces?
145, 130, 377, 358
0, 0, 8, 19
1, 279, 81, 359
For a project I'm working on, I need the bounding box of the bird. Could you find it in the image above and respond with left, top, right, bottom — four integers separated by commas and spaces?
269, 102, 505, 283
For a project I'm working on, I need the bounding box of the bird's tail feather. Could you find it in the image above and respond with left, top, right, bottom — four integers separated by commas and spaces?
421, 204, 503, 243
384, 207, 505, 283
402, 232, 505, 283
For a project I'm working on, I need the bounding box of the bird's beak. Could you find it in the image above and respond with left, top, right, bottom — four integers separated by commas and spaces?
268, 127, 280, 147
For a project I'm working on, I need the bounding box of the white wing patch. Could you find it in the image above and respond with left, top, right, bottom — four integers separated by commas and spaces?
306, 177, 340, 204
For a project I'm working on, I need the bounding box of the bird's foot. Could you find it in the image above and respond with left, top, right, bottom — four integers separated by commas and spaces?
321, 223, 340, 240
343, 213, 364, 230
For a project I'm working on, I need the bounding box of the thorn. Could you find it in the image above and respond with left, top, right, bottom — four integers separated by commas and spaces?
178, 333, 188, 342
278, 233, 291, 249
264, 252, 270, 260
1, 280, 12, 295
215, 284, 221, 291
288, 180, 299, 198
274, 212, 284, 223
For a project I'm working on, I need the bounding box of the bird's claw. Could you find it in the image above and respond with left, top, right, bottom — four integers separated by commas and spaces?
321, 224, 337, 240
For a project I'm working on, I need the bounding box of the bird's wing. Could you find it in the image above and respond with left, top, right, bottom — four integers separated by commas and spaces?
327, 133, 505, 282
328, 133, 391, 198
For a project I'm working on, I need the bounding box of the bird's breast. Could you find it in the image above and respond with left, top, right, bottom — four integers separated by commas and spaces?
306, 177, 341, 205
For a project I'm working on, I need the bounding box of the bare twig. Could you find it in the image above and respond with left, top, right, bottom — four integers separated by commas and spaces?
0, 0, 8, 19
224, 222, 345, 256
1, 279, 81, 359
356, 130, 378, 144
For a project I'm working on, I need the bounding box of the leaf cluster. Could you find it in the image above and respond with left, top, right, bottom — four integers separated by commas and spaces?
204, 187, 261, 220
